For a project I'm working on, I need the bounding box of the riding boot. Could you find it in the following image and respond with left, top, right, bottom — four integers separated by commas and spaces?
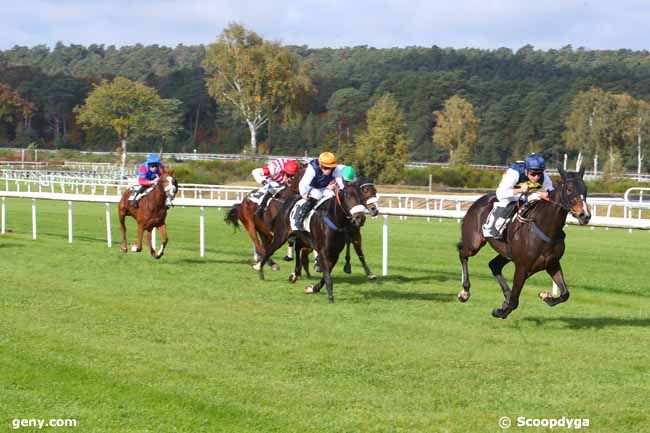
482, 204, 513, 239
294, 199, 315, 232
129, 186, 146, 208
129, 193, 140, 208
255, 192, 272, 217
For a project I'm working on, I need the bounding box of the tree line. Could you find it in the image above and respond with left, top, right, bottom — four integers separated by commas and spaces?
2, 24, 650, 176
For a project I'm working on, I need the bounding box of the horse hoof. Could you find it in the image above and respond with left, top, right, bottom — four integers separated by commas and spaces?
252, 262, 262, 271
457, 290, 470, 303
131, 245, 140, 252
314, 264, 322, 273
491, 308, 508, 319
367, 274, 377, 280
304, 285, 315, 294
538, 291, 551, 300
288, 273, 297, 284
343, 264, 351, 274
121, 247, 127, 254
271, 263, 280, 271
258, 271, 265, 281
283, 255, 293, 262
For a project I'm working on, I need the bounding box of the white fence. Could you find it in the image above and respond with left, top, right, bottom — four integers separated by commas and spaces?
2, 185, 650, 277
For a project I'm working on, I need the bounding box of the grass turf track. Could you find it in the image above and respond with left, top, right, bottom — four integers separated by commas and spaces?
1, 197, 649, 433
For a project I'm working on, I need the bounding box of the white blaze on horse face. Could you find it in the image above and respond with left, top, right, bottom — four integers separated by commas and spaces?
164, 176, 177, 199
580, 195, 591, 217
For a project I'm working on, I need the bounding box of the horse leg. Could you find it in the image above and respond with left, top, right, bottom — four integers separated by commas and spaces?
119, 210, 128, 253
539, 262, 570, 307
489, 254, 512, 299
283, 241, 294, 261
343, 240, 352, 274
154, 224, 168, 259
289, 241, 302, 283
352, 238, 375, 280
301, 248, 311, 278
146, 230, 154, 256
457, 237, 485, 303
131, 224, 144, 252
492, 265, 527, 319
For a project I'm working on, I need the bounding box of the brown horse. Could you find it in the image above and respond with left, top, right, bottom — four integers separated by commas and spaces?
457, 167, 591, 319
118, 169, 178, 259
224, 169, 301, 269
254, 183, 367, 303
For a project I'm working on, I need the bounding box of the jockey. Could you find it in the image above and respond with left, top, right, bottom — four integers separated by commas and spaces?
482, 153, 554, 239
293, 151, 345, 231
341, 165, 356, 183
251, 158, 300, 217
129, 153, 165, 208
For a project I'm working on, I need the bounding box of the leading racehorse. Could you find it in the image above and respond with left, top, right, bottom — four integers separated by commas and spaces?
118, 168, 178, 259
457, 167, 590, 319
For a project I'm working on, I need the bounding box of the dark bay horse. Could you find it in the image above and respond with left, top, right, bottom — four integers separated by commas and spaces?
254, 183, 367, 303
295, 178, 379, 279
118, 169, 178, 259
457, 167, 591, 319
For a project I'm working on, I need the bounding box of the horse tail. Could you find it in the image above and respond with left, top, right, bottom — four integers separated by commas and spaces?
224, 204, 241, 230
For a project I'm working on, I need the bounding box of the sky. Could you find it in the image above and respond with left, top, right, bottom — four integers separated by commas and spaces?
2, 0, 650, 52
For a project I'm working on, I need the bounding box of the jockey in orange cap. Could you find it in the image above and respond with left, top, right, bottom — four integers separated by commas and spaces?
293, 151, 345, 231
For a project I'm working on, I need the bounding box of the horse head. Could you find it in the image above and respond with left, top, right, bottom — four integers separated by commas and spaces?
161, 168, 178, 204
338, 183, 367, 228
557, 166, 591, 225
358, 177, 379, 217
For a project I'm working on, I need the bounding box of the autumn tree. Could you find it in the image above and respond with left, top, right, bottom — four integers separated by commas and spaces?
203, 23, 313, 153
354, 94, 408, 183
0, 82, 35, 144
433, 95, 479, 166
74, 77, 182, 174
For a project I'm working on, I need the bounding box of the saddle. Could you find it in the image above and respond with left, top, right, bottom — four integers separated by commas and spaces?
128, 185, 155, 202
247, 185, 286, 205
289, 197, 331, 232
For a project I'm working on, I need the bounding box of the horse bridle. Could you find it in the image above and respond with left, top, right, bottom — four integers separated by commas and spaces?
547, 179, 586, 219
360, 182, 379, 208
335, 188, 367, 222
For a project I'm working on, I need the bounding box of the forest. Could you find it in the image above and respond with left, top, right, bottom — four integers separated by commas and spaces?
2, 40, 650, 170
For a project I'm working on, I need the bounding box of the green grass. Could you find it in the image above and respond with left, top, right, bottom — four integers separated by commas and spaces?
1, 198, 649, 433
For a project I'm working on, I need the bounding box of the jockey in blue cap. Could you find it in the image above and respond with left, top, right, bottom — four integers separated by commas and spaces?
482, 153, 554, 239
129, 154, 166, 208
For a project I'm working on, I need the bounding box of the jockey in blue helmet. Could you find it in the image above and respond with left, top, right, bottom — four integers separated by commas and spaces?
482, 153, 554, 239
129, 154, 165, 208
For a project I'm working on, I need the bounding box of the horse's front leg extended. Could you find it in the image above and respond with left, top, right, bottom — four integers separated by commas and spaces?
289, 241, 302, 283
539, 262, 570, 307
353, 238, 375, 280
154, 225, 168, 259
492, 266, 527, 319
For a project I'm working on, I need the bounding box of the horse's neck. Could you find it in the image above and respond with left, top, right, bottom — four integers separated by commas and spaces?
323, 196, 346, 225
532, 189, 568, 235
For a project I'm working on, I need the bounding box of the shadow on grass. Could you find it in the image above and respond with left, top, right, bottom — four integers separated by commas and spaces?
360, 289, 457, 302
524, 316, 650, 330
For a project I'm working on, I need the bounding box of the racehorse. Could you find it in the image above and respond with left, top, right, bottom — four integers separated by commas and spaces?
254, 183, 367, 303
118, 168, 178, 259
457, 167, 591, 319
224, 168, 302, 270
291, 178, 379, 279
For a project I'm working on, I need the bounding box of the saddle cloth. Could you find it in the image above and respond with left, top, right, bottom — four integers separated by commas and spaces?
289, 197, 331, 232
128, 184, 154, 201
247, 185, 286, 205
